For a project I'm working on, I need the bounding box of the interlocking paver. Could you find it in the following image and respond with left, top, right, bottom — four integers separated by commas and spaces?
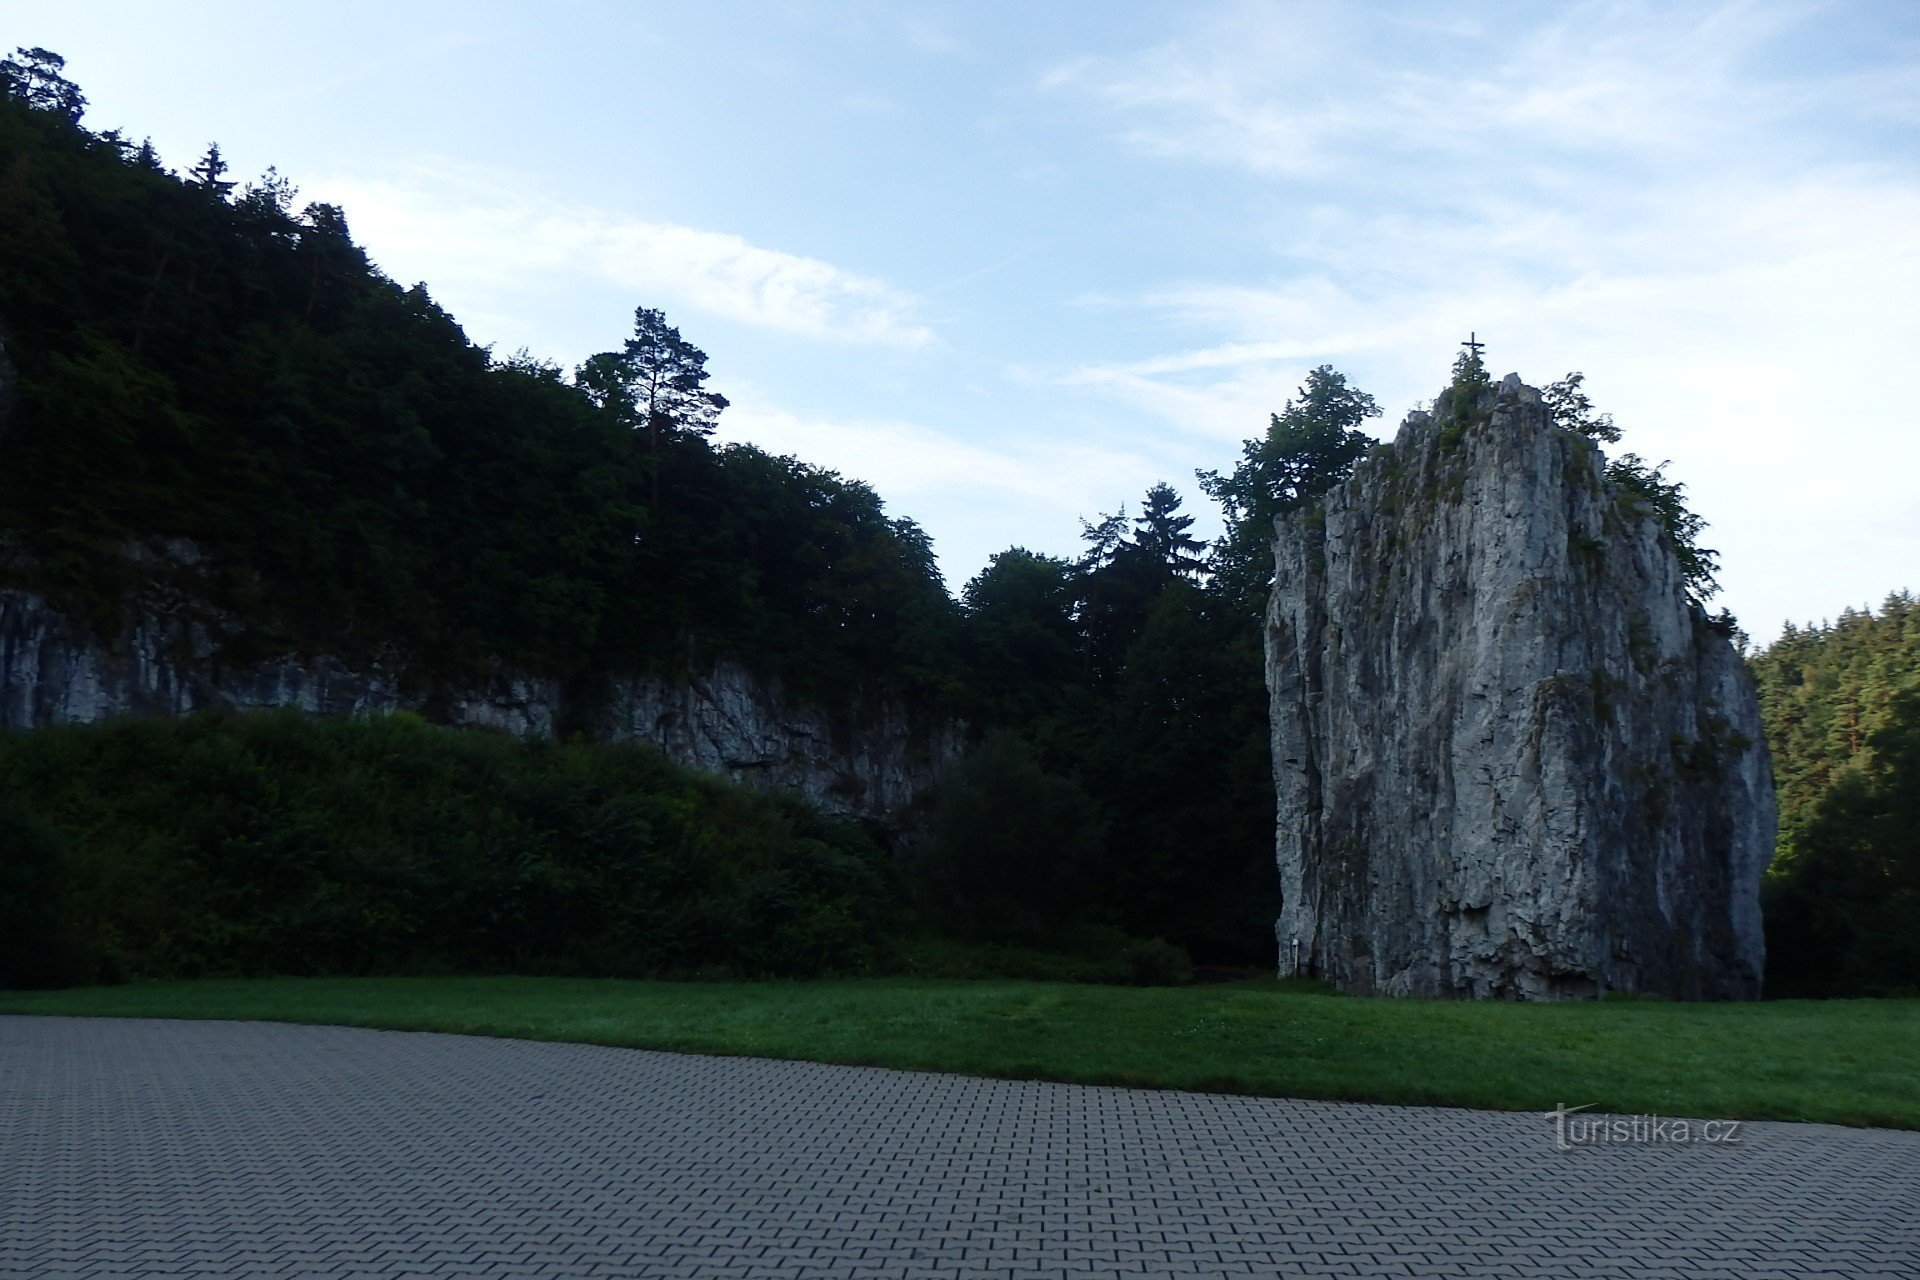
1, 1016, 1915, 1278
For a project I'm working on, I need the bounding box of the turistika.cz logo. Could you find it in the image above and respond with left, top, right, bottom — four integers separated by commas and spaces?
1544, 1103, 1745, 1151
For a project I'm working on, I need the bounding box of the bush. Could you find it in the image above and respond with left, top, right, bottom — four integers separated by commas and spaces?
0, 790, 101, 987
1121, 937, 1194, 986
0, 711, 901, 985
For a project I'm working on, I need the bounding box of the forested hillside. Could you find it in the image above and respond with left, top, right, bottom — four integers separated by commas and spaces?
0, 49, 1282, 970
1750, 595, 1920, 993
0, 51, 956, 707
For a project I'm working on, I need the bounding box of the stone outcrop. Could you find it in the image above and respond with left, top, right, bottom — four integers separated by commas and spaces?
0, 326, 952, 828
1267, 374, 1771, 1000
0, 584, 957, 828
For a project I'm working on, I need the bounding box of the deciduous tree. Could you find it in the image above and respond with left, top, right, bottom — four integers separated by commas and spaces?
1198, 364, 1379, 614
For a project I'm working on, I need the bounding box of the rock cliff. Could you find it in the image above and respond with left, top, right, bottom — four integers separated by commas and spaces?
0, 583, 956, 828
1267, 374, 1771, 999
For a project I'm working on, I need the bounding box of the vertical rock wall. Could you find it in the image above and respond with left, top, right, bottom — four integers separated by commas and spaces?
0, 586, 956, 828
1267, 375, 1771, 999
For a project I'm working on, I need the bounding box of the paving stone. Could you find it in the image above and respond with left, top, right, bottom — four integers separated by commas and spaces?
1, 1015, 1915, 1278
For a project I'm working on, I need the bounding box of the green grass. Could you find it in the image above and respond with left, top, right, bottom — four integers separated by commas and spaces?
4, 976, 1915, 1129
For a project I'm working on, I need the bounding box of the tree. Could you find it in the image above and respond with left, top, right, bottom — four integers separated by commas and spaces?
1544, 371, 1621, 443
1525, 367, 1720, 603
1750, 590, 1920, 869
910, 731, 1106, 940
579, 306, 728, 441
237, 166, 298, 221
578, 307, 728, 505
1198, 364, 1379, 614
1076, 507, 1129, 573
1765, 689, 1920, 994
1132, 482, 1206, 579
960, 548, 1082, 724
1605, 453, 1721, 601
188, 143, 235, 199
0, 47, 86, 123
1073, 485, 1202, 688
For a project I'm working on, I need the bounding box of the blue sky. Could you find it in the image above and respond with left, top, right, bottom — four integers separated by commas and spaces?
13, 0, 1919, 638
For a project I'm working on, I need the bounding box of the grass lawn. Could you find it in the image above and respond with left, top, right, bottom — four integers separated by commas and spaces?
3, 976, 1915, 1129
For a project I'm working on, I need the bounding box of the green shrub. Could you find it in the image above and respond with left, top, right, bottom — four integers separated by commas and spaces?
1121, 936, 1195, 986
0, 711, 901, 986
0, 790, 103, 987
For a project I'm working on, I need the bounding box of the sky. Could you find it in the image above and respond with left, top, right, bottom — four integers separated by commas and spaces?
11, 0, 1918, 639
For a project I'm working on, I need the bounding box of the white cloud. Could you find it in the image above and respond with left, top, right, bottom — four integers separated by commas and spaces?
716, 391, 1172, 585
1041, 1, 1829, 179
897, 14, 968, 58
309, 165, 935, 350
719, 393, 1158, 510
1038, 1, 1920, 636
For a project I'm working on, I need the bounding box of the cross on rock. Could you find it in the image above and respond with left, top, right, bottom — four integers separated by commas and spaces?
1462, 332, 1486, 359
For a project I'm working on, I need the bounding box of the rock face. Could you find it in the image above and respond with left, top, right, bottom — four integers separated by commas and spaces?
0, 585, 957, 828
1266, 374, 1771, 999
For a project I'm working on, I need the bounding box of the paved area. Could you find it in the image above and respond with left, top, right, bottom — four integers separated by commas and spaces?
1, 1017, 1915, 1279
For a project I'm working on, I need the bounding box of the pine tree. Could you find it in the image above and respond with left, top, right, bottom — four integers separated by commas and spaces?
1132, 482, 1206, 579
0, 47, 86, 123
188, 143, 235, 199
577, 307, 728, 505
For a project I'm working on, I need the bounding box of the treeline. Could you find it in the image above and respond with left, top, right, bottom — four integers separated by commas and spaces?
1750, 594, 1920, 994
0, 52, 956, 707
0, 51, 1278, 969
914, 368, 1385, 961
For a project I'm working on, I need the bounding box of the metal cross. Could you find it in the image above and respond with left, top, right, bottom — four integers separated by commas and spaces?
1462, 332, 1486, 359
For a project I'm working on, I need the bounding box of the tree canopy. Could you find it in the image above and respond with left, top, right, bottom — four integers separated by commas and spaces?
0, 75, 955, 707
1536, 368, 1720, 601
1197, 364, 1380, 614
0, 48, 85, 123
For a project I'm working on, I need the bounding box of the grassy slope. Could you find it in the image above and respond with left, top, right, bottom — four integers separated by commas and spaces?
4, 977, 1915, 1129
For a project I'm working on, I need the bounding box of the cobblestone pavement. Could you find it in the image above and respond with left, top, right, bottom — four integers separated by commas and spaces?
2, 1016, 1915, 1279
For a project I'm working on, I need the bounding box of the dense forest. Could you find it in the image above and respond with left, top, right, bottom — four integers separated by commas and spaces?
0, 51, 957, 709
1, 50, 1913, 993
1750, 596, 1920, 993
